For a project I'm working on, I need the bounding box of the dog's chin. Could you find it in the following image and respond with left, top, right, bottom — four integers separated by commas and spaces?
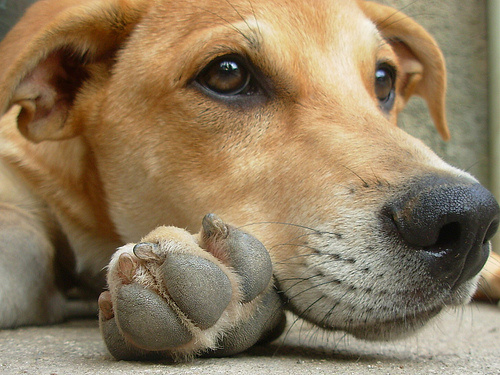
294, 277, 478, 342
345, 306, 444, 341
346, 282, 477, 341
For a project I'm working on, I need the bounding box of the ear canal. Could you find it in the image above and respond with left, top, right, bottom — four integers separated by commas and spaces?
360, 1, 450, 141
0, 0, 150, 142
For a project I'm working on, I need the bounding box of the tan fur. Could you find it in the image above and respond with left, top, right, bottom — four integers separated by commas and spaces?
0, 0, 497, 332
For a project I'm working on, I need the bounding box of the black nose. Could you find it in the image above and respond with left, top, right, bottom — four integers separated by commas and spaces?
385, 175, 499, 288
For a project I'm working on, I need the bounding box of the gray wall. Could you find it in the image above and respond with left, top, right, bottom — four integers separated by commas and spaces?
380, 0, 490, 186
0, 0, 490, 185
0, 0, 34, 37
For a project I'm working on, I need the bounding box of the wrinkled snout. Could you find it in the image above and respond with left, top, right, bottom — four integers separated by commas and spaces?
384, 175, 500, 289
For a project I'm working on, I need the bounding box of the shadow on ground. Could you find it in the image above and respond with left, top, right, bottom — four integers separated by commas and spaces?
0, 303, 498, 374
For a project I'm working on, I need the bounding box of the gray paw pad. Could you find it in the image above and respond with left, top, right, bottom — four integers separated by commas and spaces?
202, 214, 273, 303
116, 283, 192, 351
205, 284, 287, 357
226, 229, 273, 303
160, 253, 232, 330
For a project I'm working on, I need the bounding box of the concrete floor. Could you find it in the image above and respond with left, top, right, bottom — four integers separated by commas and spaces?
0, 302, 499, 375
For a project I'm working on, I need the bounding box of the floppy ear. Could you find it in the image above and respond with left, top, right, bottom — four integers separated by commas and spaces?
0, 0, 150, 143
360, 1, 450, 141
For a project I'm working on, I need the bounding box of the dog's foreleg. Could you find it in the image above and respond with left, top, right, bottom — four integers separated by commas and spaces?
0, 204, 68, 328
99, 214, 286, 360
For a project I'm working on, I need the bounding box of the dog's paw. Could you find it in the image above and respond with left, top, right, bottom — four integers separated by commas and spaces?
99, 214, 286, 360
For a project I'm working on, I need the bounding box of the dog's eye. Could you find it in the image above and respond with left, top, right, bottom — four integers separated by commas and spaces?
375, 63, 396, 111
196, 55, 253, 96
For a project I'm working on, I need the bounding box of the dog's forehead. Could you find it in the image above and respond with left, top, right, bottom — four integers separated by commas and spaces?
150, 0, 379, 49
250, 0, 379, 87
140, 0, 381, 89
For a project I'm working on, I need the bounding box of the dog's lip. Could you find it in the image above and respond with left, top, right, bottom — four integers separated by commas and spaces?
278, 270, 454, 327
282, 284, 446, 338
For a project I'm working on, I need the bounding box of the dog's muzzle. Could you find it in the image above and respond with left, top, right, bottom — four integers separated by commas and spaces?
383, 175, 500, 289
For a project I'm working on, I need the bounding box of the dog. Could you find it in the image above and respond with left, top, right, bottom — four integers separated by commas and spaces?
0, 0, 499, 361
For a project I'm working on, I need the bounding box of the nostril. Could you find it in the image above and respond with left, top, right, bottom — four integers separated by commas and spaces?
430, 222, 461, 251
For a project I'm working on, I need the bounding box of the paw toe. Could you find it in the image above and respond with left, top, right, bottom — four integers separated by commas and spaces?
202, 214, 273, 303
161, 253, 232, 330
226, 229, 273, 302
98, 291, 114, 321
117, 253, 138, 284
116, 283, 193, 351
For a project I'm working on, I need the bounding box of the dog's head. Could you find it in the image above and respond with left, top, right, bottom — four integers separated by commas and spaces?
0, 0, 498, 340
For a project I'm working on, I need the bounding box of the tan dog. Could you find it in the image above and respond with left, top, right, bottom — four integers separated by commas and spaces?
0, 0, 499, 360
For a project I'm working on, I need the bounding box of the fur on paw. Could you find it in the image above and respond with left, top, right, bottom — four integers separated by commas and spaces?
99, 214, 285, 360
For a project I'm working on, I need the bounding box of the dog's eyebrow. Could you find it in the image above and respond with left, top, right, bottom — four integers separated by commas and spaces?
376, 34, 389, 50
375, 37, 396, 60
222, 0, 263, 49
225, 20, 263, 51
197, 7, 263, 52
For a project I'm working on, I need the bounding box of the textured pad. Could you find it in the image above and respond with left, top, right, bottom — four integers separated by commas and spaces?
160, 253, 232, 330
225, 228, 273, 303
202, 214, 273, 303
116, 283, 193, 351
206, 284, 287, 357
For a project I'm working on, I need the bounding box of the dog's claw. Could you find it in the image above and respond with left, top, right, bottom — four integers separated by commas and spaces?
100, 216, 285, 360
133, 242, 161, 262
202, 213, 229, 238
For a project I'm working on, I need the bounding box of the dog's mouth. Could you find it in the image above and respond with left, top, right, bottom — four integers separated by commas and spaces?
271, 216, 484, 341
278, 277, 454, 341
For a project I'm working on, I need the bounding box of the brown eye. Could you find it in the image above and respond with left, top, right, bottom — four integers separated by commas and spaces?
375, 63, 396, 111
197, 55, 252, 96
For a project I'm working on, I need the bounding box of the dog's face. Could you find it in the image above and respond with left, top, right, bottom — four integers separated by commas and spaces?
0, 0, 498, 340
